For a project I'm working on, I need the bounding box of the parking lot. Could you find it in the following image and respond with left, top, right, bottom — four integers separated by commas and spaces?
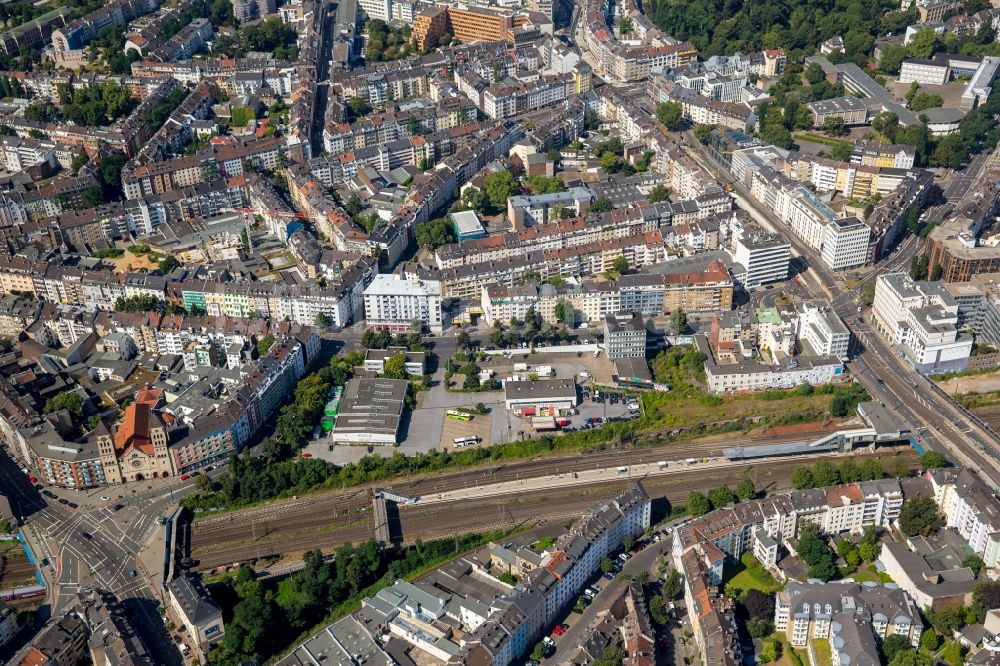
480, 349, 616, 385
307, 348, 637, 462
439, 412, 493, 450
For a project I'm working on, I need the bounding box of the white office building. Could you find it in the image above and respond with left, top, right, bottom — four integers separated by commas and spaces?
730, 229, 791, 289
871, 273, 972, 374
363, 273, 444, 333
796, 300, 851, 360
821, 217, 871, 270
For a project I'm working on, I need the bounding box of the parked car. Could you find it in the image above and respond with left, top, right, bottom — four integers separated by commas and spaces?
57, 498, 69, 505
66, 502, 77, 509
603, 572, 614, 580
552, 625, 565, 637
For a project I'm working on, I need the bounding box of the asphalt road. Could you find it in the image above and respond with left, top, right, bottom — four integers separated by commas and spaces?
0, 450, 183, 664
546, 532, 672, 662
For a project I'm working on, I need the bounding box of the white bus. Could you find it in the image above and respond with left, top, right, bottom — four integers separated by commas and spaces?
453, 436, 481, 448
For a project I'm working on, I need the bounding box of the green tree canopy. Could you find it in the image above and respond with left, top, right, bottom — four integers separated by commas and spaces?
656, 101, 684, 130
687, 491, 711, 516
416, 218, 455, 250
590, 197, 614, 213
44, 391, 84, 417
898, 496, 941, 537
484, 170, 518, 210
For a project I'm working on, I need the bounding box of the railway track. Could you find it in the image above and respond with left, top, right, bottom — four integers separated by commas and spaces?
189, 429, 835, 553
971, 405, 1000, 432
192, 429, 832, 533
0, 542, 36, 587
190, 447, 916, 571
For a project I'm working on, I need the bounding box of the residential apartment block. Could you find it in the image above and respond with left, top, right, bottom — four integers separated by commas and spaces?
363, 273, 443, 334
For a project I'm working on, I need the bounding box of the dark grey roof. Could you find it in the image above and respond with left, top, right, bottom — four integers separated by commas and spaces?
167, 574, 222, 625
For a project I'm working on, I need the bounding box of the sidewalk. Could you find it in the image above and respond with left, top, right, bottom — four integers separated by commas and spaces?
42, 475, 186, 510
135, 506, 178, 598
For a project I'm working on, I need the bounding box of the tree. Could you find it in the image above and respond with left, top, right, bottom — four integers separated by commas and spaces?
830, 394, 851, 417
920, 629, 941, 653
805, 62, 826, 84
908, 28, 938, 59
881, 635, 912, 663
553, 299, 573, 326
415, 218, 455, 250
346, 96, 371, 118
158, 255, 180, 274
879, 45, 909, 75
910, 92, 943, 112
694, 124, 715, 144
859, 542, 879, 563
744, 589, 774, 620
812, 460, 840, 486
925, 603, 965, 637
791, 467, 815, 489
687, 491, 711, 516
601, 556, 614, 573
662, 569, 683, 599
194, 473, 214, 492
759, 637, 781, 664
648, 184, 670, 203
257, 334, 275, 356
898, 496, 941, 536
70, 151, 90, 175
871, 111, 900, 141
484, 170, 518, 210
230, 106, 255, 127
382, 352, 407, 379
798, 532, 837, 582
82, 186, 105, 208
461, 188, 486, 213
649, 595, 668, 625
747, 616, 773, 638
820, 117, 847, 137
656, 101, 684, 130
530, 642, 546, 661
590, 197, 614, 213
963, 554, 986, 578
884, 455, 913, 479
736, 476, 756, 501
974, 580, 1000, 622
668, 308, 687, 335
920, 450, 948, 470
525, 174, 565, 194
708, 485, 737, 509
114, 295, 163, 312
44, 391, 83, 417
